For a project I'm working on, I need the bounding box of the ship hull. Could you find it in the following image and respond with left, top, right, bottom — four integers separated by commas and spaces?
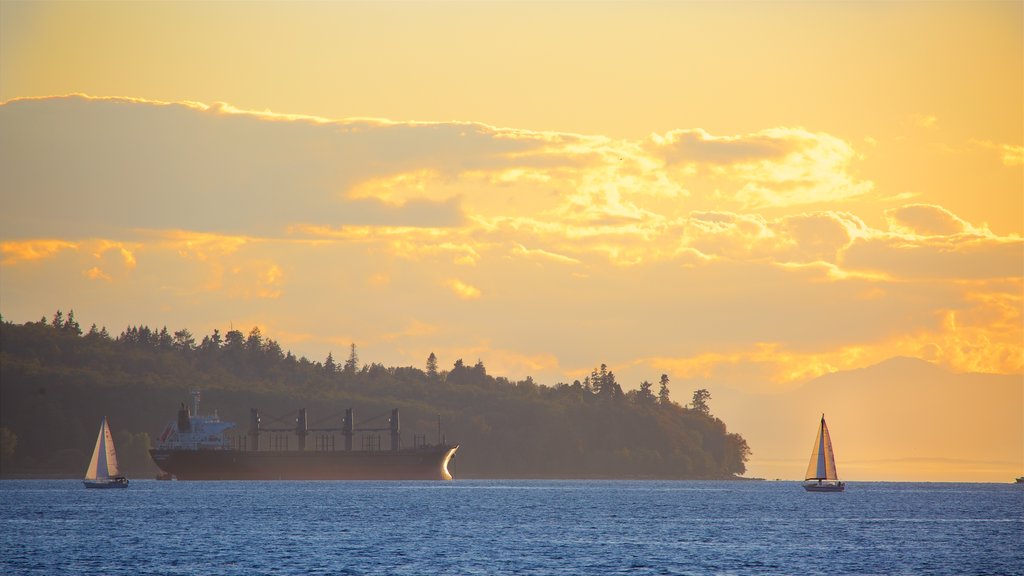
150, 446, 458, 481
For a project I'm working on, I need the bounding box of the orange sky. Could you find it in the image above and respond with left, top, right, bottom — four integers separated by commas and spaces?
1, 1, 1021, 482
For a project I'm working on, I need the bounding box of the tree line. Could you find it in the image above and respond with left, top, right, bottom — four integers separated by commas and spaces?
0, 310, 750, 479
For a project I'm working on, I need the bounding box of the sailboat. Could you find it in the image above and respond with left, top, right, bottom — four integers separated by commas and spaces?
802, 414, 844, 492
83, 417, 129, 489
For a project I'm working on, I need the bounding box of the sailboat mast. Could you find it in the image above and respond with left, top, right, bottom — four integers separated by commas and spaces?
816, 415, 827, 480
96, 418, 109, 479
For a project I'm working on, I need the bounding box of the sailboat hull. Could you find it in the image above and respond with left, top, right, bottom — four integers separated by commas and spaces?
802, 481, 844, 492
83, 477, 129, 489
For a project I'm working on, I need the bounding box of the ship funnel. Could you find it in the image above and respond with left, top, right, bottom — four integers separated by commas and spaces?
177, 402, 192, 433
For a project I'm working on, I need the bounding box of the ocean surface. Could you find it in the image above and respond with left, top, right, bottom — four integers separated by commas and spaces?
1, 480, 1021, 575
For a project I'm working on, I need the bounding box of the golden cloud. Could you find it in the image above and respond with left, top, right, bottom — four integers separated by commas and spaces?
426, 340, 561, 380
155, 230, 252, 261
885, 204, 974, 237
1, 239, 78, 265
83, 266, 112, 281
648, 127, 874, 208
510, 243, 581, 265
445, 279, 482, 300
972, 140, 1024, 167
382, 319, 441, 342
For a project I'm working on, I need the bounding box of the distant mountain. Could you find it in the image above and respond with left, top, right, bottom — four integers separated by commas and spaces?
712, 357, 1023, 482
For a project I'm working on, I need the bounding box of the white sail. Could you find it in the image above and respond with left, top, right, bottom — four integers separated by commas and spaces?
804, 415, 839, 481
84, 418, 120, 480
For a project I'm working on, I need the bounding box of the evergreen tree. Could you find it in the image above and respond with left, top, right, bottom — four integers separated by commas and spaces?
245, 327, 264, 353
344, 342, 359, 374
658, 374, 671, 404
223, 329, 244, 352
691, 388, 712, 415
426, 352, 439, 381
637, 380, 655, 404
173, 329, 196, 351
64, 310, 82, 335
324, 352, 337, 373
157, 327, 173, 349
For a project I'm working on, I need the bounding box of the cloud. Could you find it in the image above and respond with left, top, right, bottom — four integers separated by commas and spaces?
909, 114, 938, 129
382, 319, 440, 342
83, 266, 112, 281
648, 127, 873, 207
885, 204, 972, 236
650, 128, 794, 165
842, 233, 1022, 281
972, 140, 1024, 167
445, 278, 481, 300
1000, 144, 1024, 167
510, 243, 581, 265
425, 340, 561, 381
1, 239, 79, 264
0, 95, 533, 238
1, 95, 1019, 394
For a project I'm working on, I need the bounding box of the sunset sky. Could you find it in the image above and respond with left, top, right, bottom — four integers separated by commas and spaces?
1, 1, 1021, 482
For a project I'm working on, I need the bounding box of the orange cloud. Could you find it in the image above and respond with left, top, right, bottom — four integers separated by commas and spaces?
83, 266, 112, 281
885, 204, 973, 236
648, 127, 873, 207
1, 239, 78, 265
445, 279, 481, 300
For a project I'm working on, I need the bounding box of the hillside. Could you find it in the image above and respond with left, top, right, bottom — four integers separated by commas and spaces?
0, 314, 750, 479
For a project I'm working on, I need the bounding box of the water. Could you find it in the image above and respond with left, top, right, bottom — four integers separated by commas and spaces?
1, 480, 1021, 575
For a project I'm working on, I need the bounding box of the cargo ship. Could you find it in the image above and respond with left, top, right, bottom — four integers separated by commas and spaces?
149, 390, 458, 480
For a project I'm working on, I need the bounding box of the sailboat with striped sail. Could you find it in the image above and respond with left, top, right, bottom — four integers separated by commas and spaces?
802, 414, 845, 492
83, 417, 129, 489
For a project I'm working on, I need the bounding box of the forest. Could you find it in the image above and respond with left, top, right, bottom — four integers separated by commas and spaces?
0, 311, 751, 479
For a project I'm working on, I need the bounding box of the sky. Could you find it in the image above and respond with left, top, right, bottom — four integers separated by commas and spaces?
1, 1, 1021, 482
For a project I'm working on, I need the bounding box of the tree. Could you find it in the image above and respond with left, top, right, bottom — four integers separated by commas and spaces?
691, 388, 711, 415
173, 329, 196, 351
245, 327, 264, 354
263, 339, 284, 362
157, 327, 173, 349
426, 352, 439, 381
658, 374, 671, 404
223, 329, 244, 352
324, 352, 337, 373
344, 342, 359, 374
637, 380, 656, 405
200, 329, 222, 351
64, 310, 82, 335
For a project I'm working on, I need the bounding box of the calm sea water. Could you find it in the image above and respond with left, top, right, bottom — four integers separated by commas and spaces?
1, 480, 1021, 575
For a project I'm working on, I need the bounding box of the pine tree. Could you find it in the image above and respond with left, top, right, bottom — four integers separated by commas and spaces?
691, 389, 712, 415
324, 352, 337, 373
658, 374, 671, 405
64, 310, 82, 335
638, 380, 655, 404
426, 352, 438, 381
344, 342, 359, 374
